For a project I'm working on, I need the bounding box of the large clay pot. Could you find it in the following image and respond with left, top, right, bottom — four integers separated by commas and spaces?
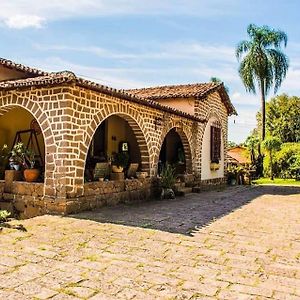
24, 169, 40, 182
111, 165, 123, 173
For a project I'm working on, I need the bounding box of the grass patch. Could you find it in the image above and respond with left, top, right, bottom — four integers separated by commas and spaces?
253, 178, 300, 186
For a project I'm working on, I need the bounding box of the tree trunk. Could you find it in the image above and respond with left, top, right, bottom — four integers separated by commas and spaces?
260, 80, 266, 140
270, 151, 274, 180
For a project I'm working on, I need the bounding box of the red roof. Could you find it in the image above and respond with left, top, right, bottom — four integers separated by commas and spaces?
227, 146, 250, 164
126, 82, 237, 116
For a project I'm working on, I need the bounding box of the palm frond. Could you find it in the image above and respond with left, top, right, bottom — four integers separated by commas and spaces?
266, 49, 289, 93
238, 55, 256, 94
236, 40, 252, 60
236, 24, 289, 96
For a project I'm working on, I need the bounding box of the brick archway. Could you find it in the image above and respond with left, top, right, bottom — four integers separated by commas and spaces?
83, 111, 151, 176
155, 123, 193, 175
0, 101, 55, 197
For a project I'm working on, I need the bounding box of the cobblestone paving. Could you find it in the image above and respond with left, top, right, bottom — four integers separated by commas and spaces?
1, 185, 300, 299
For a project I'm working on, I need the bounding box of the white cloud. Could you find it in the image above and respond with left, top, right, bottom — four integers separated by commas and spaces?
230, 91, 260, 106
4, 15, 44, 29
0, 0, 239, 29
280, 67, 300, 94
34, 42, 236, 62
24, 56, 148, 89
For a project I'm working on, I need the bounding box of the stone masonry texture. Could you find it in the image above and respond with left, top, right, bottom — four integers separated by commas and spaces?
0, 185, 300, 299
0, 84, 229, 215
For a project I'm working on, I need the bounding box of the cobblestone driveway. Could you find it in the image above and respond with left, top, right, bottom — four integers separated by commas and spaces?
1, 185, 300, 299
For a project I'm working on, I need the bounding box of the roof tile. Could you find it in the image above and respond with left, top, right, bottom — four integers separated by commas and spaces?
126, 82, 219, 100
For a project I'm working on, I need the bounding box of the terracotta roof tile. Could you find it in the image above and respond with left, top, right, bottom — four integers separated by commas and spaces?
0, 71, 205, 123
126, 82, 219, 100
126, 83, 237, 116
0, 57, 49, 77
0, 57, 237, 119
227, 146, 250, 164
0, 71, 75, 89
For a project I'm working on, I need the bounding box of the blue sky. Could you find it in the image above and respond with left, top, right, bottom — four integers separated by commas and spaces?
1, 0, 299, 143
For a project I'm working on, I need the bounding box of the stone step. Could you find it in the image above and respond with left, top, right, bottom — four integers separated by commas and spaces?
192, 186, 202, 193
174, 182, 185, 189
175, 187, 193, 196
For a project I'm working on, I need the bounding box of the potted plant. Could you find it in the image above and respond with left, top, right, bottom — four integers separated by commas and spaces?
111, 152, 129, 173
160, 163, 176, 200
23, 149, 40, 182
210, 158, 220, 171
10, 143, 24, 171
10, 143, 40, 182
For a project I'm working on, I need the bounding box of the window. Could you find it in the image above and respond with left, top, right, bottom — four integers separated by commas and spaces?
210, 126, 221, 163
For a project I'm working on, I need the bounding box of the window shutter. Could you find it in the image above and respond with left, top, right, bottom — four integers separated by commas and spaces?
210, 126, 221, 163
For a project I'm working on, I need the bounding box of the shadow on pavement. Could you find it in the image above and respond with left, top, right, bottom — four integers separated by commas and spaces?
0, 222, 27, 232
70, 185, 300, 235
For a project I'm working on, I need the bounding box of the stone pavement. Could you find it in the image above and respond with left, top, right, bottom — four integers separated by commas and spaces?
0, 185, 300, 299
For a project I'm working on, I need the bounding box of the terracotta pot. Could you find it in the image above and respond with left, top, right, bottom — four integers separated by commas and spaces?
111, 165, 123, 173
24, 169, 40, 182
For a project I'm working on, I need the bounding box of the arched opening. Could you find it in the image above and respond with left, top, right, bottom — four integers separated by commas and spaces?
0, 106, 45, 181
158, 128, 191, 175
84, 114, 149, 182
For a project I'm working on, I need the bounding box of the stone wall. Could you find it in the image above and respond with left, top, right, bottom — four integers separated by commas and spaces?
194, 91, 228, 180
64, 86, 197, 198
192, 177, 227, 192
1, 182, 44, 218
0, 180, 4, 194
0, 179, 152, 218
0, 83, 230, 215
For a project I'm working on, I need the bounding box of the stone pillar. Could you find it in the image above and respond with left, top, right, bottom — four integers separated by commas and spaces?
4, 170, 22, 193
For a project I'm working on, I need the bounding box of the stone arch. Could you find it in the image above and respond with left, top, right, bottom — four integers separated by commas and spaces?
82, 110, 151, 176
202, 109, 226, 144
155, 121, 193, 175
0, 98, 55, 197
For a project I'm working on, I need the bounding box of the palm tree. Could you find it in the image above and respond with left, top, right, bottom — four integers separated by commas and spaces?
236, 24, 289, 140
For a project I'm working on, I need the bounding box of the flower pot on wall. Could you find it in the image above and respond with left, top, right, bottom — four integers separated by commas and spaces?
24, 169, 40, 182
210, 162, 220, 171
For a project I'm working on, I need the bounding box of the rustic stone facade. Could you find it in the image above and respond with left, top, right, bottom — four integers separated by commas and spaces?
0, 67, 235, 217
0, 85, 197, 197
195, 92, 229, 178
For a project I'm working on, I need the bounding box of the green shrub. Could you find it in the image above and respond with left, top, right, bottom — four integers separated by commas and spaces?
0, 210, 11, 222
160, 163, 176, 189
266, 143, 300, 179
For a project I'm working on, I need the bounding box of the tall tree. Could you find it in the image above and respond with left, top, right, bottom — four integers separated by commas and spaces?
236, 24, 289, 140
262, 137, 281, 180
266, 94, 300, 143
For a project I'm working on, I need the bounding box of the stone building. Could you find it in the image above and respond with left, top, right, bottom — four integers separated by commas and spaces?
0, 58, 236, 218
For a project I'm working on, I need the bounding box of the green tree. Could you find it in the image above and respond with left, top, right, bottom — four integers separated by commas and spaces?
262, 137, 281, 180
266, 94, 300, 142
210, 77, 229, 93
236, 24, 289, 140
228, 140, 237, 148
245, 132, 259, 164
